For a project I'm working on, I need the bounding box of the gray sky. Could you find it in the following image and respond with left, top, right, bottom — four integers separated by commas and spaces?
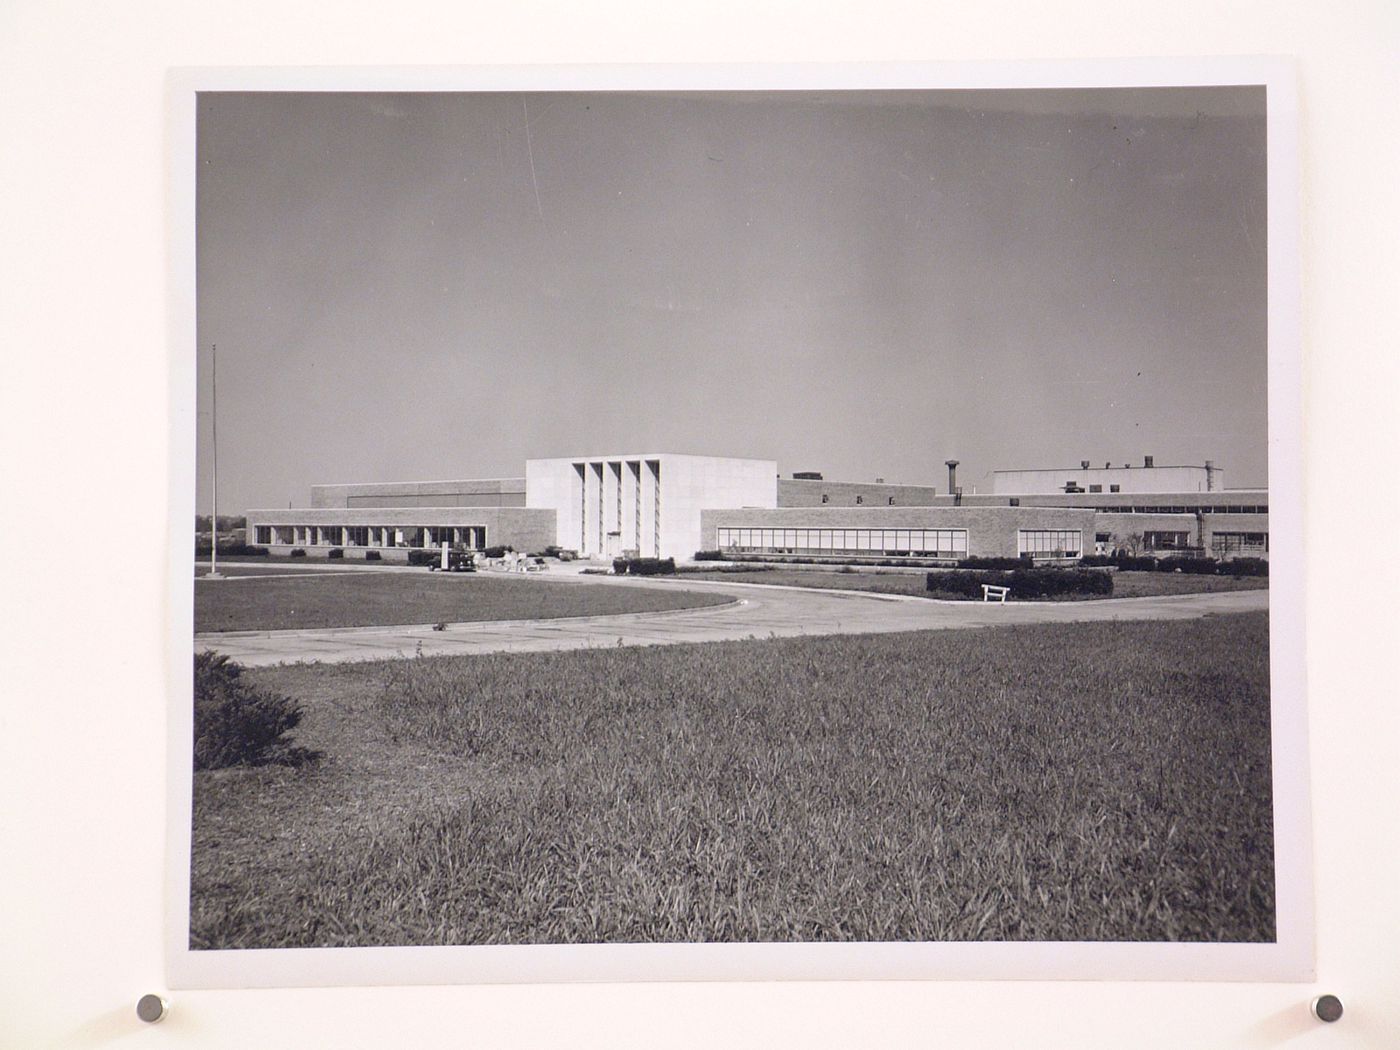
196, 87, 1267, 513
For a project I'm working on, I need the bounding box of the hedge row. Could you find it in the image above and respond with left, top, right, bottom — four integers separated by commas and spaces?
926, 569, 1114, 600
196, 541, 269, 557
1081, 554, 1269, 577
957, 556, 1031, 570
613, 557, 677, 576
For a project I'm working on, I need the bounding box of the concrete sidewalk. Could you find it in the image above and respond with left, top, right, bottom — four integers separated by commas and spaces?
194, 578, 1269, 667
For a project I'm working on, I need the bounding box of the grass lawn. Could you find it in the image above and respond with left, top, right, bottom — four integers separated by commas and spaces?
194, 563, 367, 578
194, 573, 733, 632
191, 612, 1274, 947
676, 568, 1268, 601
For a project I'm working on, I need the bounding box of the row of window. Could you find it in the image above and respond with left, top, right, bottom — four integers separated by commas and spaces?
1211, 532, 1270, 553
717, 528, 1085, 560
717, 527, 969, 558
1094, 504, 1268, 515
252, 525, 487, 548
1016, 530, 1083, 557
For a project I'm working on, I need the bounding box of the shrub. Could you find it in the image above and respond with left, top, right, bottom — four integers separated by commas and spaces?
407, 549, 437, 566
196, 540, 269, 557
957, 556, 1031, 570
327, 548, 344, 560
1221, 557, 1269, 577
482, 545, 514, 559
1158, 556, 1218, 575
613, 557, 677, 576
365, 550, 382, 561
289, 548, 307, 558
1080, 554, 1115, 567
1112, 555, 1160, 572
193, 652, 320, 770
693, 549, 725, 561
925, 571, 994, 600
1008, 568, 1113, 598
927, 569, 1113, 600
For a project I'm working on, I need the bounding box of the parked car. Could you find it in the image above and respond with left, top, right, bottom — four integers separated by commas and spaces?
427, 548, 476, 572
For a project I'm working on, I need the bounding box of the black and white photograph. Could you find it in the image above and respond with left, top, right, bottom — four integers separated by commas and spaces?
177, 65, 1304, 983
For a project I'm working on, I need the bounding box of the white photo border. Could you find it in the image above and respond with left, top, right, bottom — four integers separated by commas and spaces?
166, 56, 1310, 989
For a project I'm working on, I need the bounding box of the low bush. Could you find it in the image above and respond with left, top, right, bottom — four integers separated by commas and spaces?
1221, 557, 1269, 577
289, 548, 307, 558
407, 549, 436, 566
926, 568, 1113, 600
327, 548, 344, 560
1080, 554, 1115, 567
957, 556, 1031, 570
193, 651, 320, 770
692, 549, 725, 562
1158, 556, 1218, 575
1112, 555, 1160, 572
613, 557, 677, 576
1010, 568, 1114, 598
482, 545, 514, 559
196, 540, 269, 557
364, 550, 382, 561
924, 571, 994, 599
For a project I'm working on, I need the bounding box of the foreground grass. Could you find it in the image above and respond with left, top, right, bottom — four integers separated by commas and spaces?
194, 573, 732, 632
677, 568, 1268, 601
191, 613, 1273, 947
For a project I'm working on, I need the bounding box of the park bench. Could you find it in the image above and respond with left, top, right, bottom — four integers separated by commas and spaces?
981, 583, 1010, 603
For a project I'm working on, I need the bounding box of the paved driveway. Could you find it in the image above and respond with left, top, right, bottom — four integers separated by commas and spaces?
194, 575, 1270, 667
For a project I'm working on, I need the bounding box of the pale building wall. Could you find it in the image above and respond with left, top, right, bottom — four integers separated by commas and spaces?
526, 453, 777, 560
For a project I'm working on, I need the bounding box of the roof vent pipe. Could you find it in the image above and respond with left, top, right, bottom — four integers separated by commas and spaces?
945, 460, 959, 493
1081, 460, 1090, 470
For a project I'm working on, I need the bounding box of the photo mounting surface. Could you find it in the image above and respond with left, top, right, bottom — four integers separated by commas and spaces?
168, 57, 1309, 988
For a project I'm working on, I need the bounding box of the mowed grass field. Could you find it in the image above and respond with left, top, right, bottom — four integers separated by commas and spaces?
191, 612, 1274, 947
194, 572, 733, 632
677, 568, 1268, 601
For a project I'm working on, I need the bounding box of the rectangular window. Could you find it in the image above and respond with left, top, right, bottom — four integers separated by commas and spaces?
1143, 531, 1190, 551
1109, 484, 1121, 493
253, 525, 272, 545
1089, 484, 1102, 493
1210, 532, 1269, 554
1017, 530, 1083, 558
346, 526, 369, 546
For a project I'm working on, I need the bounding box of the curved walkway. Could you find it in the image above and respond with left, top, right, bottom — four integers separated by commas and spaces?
195, 575, 1269, 667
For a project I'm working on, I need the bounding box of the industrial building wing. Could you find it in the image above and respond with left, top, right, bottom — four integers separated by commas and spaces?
247, 453, 1269, 564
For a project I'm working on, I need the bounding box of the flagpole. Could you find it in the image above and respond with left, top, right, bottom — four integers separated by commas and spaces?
205, 343, 223, 579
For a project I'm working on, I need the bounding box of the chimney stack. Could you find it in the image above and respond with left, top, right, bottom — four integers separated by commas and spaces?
1205, 460, 1219, 492
945, 460, 959, 493
1144, 455, 1155, 468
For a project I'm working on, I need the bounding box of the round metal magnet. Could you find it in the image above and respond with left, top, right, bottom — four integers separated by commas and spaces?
136, 994, 169, 1024
1310, 994, 1343, 1023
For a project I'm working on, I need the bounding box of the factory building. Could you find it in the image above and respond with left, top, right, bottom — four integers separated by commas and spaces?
246, 452, 1267, 564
